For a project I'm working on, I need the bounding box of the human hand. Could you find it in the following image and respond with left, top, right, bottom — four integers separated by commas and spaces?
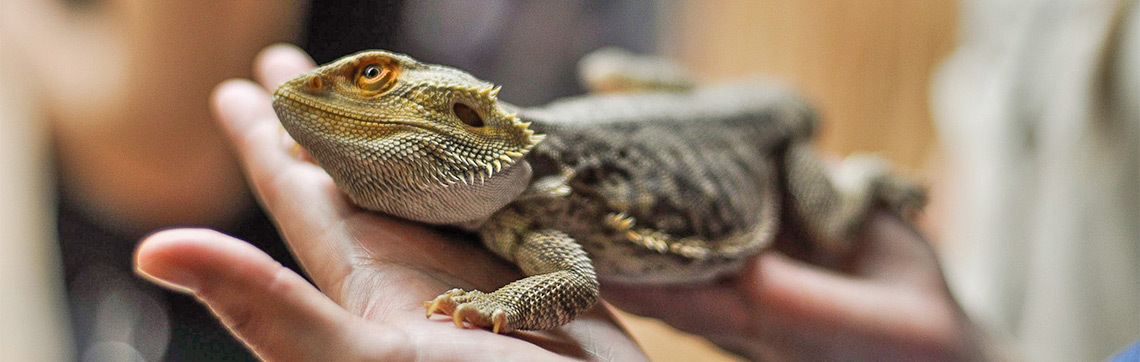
604, 213, 991, 361
134, 44, 645, 361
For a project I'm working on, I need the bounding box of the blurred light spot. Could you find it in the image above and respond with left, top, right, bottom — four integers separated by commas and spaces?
74, 263, 169, 361
81, 341, 145, 362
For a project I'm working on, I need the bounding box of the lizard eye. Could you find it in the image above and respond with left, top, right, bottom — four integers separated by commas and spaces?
453, 103, 484, 127
356, 62, 396, 95
362, 65, 382, 79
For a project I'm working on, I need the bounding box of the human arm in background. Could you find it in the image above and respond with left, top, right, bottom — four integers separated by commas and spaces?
4, 0, 304, 234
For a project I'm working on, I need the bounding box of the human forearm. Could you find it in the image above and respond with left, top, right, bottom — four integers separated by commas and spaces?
17, 1, 305, 232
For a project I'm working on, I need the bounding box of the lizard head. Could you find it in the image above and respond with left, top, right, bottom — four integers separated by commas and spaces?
272, 50, 541, 225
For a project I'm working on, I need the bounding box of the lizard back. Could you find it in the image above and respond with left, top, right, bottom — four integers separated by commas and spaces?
513, 83, 816, 283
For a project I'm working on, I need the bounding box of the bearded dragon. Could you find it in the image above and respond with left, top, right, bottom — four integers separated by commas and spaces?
271, 49, 925, 334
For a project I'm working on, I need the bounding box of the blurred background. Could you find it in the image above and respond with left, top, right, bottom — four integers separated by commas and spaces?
2, 0, 1136, 361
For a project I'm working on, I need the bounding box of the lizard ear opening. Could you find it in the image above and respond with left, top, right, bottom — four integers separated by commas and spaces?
453, 103, 485, 127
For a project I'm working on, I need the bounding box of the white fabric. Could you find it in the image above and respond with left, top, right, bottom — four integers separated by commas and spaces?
933, 1, 1140, 360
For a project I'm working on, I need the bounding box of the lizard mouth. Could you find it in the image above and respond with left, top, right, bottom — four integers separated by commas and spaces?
272, 89, 435, 130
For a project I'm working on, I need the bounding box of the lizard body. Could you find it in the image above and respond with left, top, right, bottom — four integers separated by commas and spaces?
272, 50, 924, 333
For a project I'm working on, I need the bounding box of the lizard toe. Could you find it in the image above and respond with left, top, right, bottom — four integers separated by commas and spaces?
425, 288, 467, 317
437, 292, 515, 333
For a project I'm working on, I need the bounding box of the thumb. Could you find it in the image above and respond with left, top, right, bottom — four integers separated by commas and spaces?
135, 229, 357, 361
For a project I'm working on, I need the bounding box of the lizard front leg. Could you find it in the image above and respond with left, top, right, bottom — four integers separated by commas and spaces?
425, 228, 599, 333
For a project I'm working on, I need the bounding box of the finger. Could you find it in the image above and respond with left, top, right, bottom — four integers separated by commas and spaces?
253, 43, 316, 90
210, 78, 342, 214
250, 44, 317, 163
211, 78, 293, 173
748, 252, 883, 324
601, 284, 750, 336
210, 77, 337, 203
211, 78, 360, 281
743, 252, 949, 339
134, 229, 363, 361
849, 212, 941, 283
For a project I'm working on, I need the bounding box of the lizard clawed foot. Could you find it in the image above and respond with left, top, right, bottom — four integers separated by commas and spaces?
878, 176, 928, 219
424, 289, 512, 334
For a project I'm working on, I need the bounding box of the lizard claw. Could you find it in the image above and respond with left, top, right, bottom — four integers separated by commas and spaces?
491, 309, 507, 334
452, 305, 471, 328
424, 288, 464, 317
424, 299, 441, 318
425, 289, 513, 334
278, 126, 315, 163
290, 143, 312, 162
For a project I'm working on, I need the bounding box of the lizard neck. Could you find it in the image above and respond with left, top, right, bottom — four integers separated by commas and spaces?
351, 159, 534, 227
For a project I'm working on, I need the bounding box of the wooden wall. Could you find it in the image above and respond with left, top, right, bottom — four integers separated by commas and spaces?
669, 1, 957, 169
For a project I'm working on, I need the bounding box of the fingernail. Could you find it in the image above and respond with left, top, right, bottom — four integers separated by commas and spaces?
263, 43, 305, 59
136, 263, 200, 294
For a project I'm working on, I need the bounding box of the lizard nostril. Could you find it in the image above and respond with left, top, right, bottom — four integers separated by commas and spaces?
303, 75, 323, 92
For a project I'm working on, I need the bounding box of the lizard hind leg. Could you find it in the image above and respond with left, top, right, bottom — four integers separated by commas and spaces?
783, 144, 927, 257
425, 229, 599, 333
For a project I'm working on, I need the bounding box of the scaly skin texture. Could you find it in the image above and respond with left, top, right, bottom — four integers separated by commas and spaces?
271, 49, 926, 334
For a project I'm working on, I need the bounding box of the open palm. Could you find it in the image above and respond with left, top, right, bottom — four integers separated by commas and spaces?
134, 45, 645, 361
